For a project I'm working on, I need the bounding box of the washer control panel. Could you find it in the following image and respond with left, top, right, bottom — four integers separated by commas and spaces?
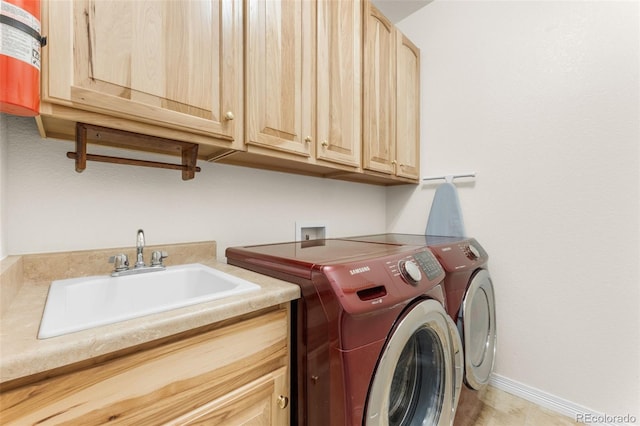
385, 249, 444, 286
399, 260, 422, 285
413, 250, 444, 280
321, 247, 447, 315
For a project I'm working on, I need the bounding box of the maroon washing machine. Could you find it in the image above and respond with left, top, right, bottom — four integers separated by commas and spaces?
341, 234, 497, 391
226, 239, 463, 425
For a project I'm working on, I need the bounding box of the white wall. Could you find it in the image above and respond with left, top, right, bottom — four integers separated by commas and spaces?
0, 114, 8, 259
390, 0, 639, 418
3, 115, 387, 259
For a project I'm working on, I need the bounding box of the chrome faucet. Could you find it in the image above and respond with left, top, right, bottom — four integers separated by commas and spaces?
108, 229, 168, 277
135, 229, 146, 268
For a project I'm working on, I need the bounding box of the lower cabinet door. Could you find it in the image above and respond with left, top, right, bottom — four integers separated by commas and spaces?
0, 307, 290, 425
169, 367, 289, 426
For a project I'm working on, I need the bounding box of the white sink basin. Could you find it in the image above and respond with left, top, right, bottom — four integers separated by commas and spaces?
38, 263, 260, 339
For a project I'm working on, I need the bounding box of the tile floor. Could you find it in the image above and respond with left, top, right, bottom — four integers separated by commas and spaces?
455, 386, 581, 426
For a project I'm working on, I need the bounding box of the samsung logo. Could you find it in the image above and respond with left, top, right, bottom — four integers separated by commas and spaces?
350, 266, 371, 275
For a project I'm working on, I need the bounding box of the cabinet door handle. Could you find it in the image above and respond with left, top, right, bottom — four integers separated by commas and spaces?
304, 136, 312, 143
277, 395, 289, 409
224, 111, 235, 121
321, 140, 329, 148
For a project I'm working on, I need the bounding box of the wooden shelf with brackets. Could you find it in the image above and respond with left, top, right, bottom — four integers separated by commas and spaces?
67, 123, 201, 180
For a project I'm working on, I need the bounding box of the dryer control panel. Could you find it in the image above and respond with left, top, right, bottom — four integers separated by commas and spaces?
429, 238, 489, 272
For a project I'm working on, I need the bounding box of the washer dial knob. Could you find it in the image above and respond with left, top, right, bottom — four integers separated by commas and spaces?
399, 260, 422, 285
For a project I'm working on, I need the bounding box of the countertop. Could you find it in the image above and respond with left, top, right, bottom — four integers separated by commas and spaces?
0, 242, 300, 384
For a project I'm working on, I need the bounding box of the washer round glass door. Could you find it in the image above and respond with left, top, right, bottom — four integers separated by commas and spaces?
365, 299, 460, 426
459, 269, 496, 390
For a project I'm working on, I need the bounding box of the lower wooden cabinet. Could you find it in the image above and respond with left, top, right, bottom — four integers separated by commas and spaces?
0, 306, 290, 425
168, 367, 288, 426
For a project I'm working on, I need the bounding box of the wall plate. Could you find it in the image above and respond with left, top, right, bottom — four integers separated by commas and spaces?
295, 221, 327, 241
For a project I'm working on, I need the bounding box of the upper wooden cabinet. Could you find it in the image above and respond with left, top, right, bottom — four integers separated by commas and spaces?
243, 0, 361, 170
363, 3, 420, 182
38, 0, 418, 184
315, 0, 362, 168
395, 32, 420, 180
245, 0, 314, 158
363, 4, 396, 175
40, 0, 244, 155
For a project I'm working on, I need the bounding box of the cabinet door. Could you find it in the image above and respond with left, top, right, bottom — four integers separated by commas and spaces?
245, 0, 314, 157
395, 32, 420, 180
168, 368, 289, 426
44, 0, 242, 143
363, 3, 396, 175
316, 0, 362, 168
0, 308, 289, 425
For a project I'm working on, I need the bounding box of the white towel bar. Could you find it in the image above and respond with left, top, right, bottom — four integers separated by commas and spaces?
422, 172, 476, 183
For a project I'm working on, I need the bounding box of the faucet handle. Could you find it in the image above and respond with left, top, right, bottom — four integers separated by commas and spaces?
109, 254, 129, 272
150, 251, 168, 267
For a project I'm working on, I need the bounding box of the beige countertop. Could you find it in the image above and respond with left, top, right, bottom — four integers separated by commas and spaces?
0, 242, 300, 384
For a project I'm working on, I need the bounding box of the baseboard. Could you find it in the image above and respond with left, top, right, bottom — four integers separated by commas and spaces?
489, 374, 635, 426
